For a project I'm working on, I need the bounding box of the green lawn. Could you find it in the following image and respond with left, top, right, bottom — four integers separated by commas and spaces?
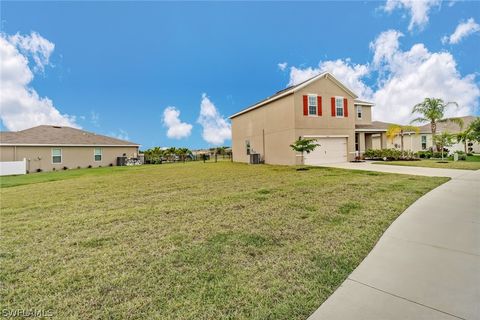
373, 155, 480, 170
0, 162, 447, 319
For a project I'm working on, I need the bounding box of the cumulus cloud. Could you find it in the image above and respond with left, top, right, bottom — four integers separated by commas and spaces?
383, 0, 440, 31
0, 32, 78, 131
109, 129, 130, 141
197, 94, 231, 145
278, 62, 288, 71
288, 60, 373, 100
286, 30, 479, 124
441, 18, 480, 44
162, 106, 192, 139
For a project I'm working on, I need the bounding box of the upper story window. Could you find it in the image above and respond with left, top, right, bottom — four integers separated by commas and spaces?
308, 95, 317, 116
52, 148, 62, 164
421, 135, 427, 150
94, 147, 102, 161
335, 97, 344, 117
356, 105, 362, 119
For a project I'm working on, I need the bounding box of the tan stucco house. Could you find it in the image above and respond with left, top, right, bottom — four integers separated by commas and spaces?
386, 115, 480, 153
0, 125, 140, 172
230, 72, 389, 165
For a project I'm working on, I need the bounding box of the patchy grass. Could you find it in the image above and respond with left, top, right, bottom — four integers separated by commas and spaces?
373, 156, 480, 170
0, 162, 447, 319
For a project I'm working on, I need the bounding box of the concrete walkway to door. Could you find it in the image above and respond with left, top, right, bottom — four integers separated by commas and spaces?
308, 163, 480, 320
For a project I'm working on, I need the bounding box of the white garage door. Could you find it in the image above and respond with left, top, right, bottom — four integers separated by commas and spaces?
304, 137, 347, 165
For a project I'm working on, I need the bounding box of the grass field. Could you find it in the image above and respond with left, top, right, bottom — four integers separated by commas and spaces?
373, 155, 480, 170
0, 162, 447, 319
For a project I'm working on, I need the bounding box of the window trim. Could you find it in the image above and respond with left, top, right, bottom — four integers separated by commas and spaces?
356, 105, 362, 119
421, 135, 427, 150
307, 94, 318, 117
94, 147, 102, 162
51, 147, 62, 164
335, 97, 344, 118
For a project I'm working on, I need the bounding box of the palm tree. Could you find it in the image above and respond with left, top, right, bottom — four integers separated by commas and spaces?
177, 148, 191, 162
166, 147, 177, 161
456, 128, 472, 154
433, 132, 454, 161
386, 124, 419, 156
290, 137, 319, 166
410, 98, 463, 151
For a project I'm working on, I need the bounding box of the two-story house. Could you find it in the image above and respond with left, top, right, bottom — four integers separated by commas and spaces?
229, 72, 390, 165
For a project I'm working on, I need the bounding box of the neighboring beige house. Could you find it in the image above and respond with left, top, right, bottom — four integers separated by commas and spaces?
0, 125, 140, 173
230, 72, 389, 165
386, 115, 480, 153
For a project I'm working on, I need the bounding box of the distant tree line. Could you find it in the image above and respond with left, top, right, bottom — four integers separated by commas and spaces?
141, 146, 231, 164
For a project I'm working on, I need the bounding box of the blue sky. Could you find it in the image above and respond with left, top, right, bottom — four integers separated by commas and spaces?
1, 1, 479, 149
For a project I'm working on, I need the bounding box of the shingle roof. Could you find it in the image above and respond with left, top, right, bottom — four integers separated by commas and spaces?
0, 125, 139, 146
355, 121, 394, 131
417, 116, 477, 133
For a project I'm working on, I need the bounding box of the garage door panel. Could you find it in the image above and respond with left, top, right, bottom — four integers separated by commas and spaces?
304, 137, 347, 165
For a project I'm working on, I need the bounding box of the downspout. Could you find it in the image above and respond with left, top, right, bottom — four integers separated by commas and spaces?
14, 146, 17, 161
262, 129, 265, 162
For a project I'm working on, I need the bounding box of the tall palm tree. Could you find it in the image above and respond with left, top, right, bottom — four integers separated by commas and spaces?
410, 98, 463, 151
386, 124, 419, 156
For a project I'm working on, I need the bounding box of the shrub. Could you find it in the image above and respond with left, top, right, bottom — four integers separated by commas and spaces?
417, 151, 432, 159
452, 151, 467, 161
364, 148, 406, 160
36, 168, 42, 173
63, 166, 68, 170
77, 166, 81, 169
431, 151, 443, 159
109, 163, 113, 167
88, 165, 92, 168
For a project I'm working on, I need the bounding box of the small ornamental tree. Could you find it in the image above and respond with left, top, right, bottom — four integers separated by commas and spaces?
433, 132, 454, 161
290, 137, 319, 166
467, 118, 480, 143
386, 124, 419, 157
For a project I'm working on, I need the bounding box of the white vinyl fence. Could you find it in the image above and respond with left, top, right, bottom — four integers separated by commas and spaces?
0, 158, 27, 176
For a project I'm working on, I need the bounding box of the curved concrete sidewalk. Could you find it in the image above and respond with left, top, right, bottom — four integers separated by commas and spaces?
308, 165, 480, 320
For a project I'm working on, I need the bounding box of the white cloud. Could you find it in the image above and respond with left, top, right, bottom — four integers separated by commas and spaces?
441, 18, 480, 44
286, 30, 479, 124
278, 62, 288, 71
383, 0, 441, 31
370, 30, 403, 68
288, 60, 373, 100
162, 106, 192, 139
197, 93, 231, 145
0, 32, 78, 131
109, 129, 130, 141
90, 111, 100, 127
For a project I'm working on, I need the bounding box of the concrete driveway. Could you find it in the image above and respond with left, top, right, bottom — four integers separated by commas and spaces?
308, 164, 480, 320
317, 161, 471, 178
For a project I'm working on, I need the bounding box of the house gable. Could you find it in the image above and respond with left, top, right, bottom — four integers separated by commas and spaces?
229, 72, 360, 119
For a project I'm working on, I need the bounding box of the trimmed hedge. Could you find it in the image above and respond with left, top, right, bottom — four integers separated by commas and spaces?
364, 149, 418, 161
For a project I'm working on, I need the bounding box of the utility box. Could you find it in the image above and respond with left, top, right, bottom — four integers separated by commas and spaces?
117, 156, 127, 166
249, 153, 260, 164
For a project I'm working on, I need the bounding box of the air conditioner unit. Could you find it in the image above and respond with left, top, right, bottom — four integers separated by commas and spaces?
250, 153, 260, 164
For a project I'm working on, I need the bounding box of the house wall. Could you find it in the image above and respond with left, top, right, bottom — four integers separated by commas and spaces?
354, 105, 372, 125
231, 94, 297, 165
386, 133, 480, 153
294, 76, 357, 163
0, 146, 138, 172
